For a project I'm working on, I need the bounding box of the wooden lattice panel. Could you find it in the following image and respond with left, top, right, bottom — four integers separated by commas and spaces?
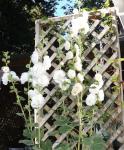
35, 8, 123, 149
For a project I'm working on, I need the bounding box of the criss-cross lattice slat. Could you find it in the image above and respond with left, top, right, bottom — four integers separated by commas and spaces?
35, 8, 123, 149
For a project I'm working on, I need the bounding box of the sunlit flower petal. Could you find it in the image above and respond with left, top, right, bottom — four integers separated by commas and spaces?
86, 93, 97, 106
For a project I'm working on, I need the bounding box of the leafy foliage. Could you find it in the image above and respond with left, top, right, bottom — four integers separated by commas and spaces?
83, 134, 106, 150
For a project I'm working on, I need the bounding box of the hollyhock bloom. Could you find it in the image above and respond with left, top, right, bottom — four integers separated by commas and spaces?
31, 95, 45, 109
30, 62, 45, 78
59, 79, 71, 91
31, 50, 39, 64
74, 61, 82, 72
67, 69, 76, 79
98, 89, 104, 102
71, 83, 83, 96
2, 73, 9, 85
28, 89, 45, 109
37, 74, 49, 87
71, 10, 89, 37
10, 71, 19, 81
86, 93, 97, 106
94, 73, 103, 82
43, 55, 51, 70
66, 51, 73, 60
89, 84, 100, 94
64, 41, 71, 51
2, 66, 10, 73
2, 70, 19, 85
53, 70, 66, 84
77, 73, 84, 82
20, 72, 29, 84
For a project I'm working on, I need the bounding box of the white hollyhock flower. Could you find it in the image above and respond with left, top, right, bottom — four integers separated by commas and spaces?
71, 83, 83, 96
74, 62, 82, 71
97, 80, 104, 89
31, 94, 45, 109
2, 66, 10, 73
64, 41, 71, 51
98, 89, 104, 102
28, 89, 37, 98
89, 84, 99, 94
66, 51, 73, 60
77, 73, 84, 82
71, 18, 80, 37
53, 70, 66, 84
30, 62, 45, 78
59, 79, 71, 91
43, 55, 51, 70
37, 74, 49, 87
71, 11, 89, 37
2, 73, 9, 85
10, 71, 19, 81
86, 93, 97, 106
30, 62, 50, 88
28, 89, 45, 109
82, 11, 89, 34
60, 61, 64, 66
31, 50, 39, 64
94, 73, 103, 82
1, 70, 19, 85
67, 69, 76, 79
20, 72, 29, 84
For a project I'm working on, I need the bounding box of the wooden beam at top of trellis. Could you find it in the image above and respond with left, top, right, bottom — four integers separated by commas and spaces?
35, 7, 123, 149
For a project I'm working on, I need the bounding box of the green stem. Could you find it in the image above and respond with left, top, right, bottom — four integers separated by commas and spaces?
77, 92, 83, 150
39, 127, 41, 148
27, 81, 33, 132
11, 81, 34, 144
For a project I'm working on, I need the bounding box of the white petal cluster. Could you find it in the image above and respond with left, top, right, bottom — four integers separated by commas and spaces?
53, 70, 66, 84
43, 55, 51, 70
1, 66, 19, 85
20, 55, 51, 88
67, 69, 76, 79
2, 73, 9, 85
31, 50, 39, 64
71, 10, 89, 37
20, 72, 29, 84
64, 41, 71, 51
71, 83, 83, 96
59, 79, 71, 91
86, 73, 104, 106
77, 73, 84, 82
53, 70, 71, 91
74, 61, 82, 71
86, 93, 97, 106
66, 51, 73, 60
10, 71, 19, 81
28, 89, 45, 109
2, 66, 10, 73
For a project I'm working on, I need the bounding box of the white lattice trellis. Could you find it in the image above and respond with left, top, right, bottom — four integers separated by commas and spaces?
35, 8, 123, 150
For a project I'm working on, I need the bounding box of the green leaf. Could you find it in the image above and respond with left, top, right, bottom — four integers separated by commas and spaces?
19, 139, 33, 146
55, 143, 71, 150
83, 134, 106, 150
41, 140, 52, 150
58, 125, 72, 134
16, 113, 23, 117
